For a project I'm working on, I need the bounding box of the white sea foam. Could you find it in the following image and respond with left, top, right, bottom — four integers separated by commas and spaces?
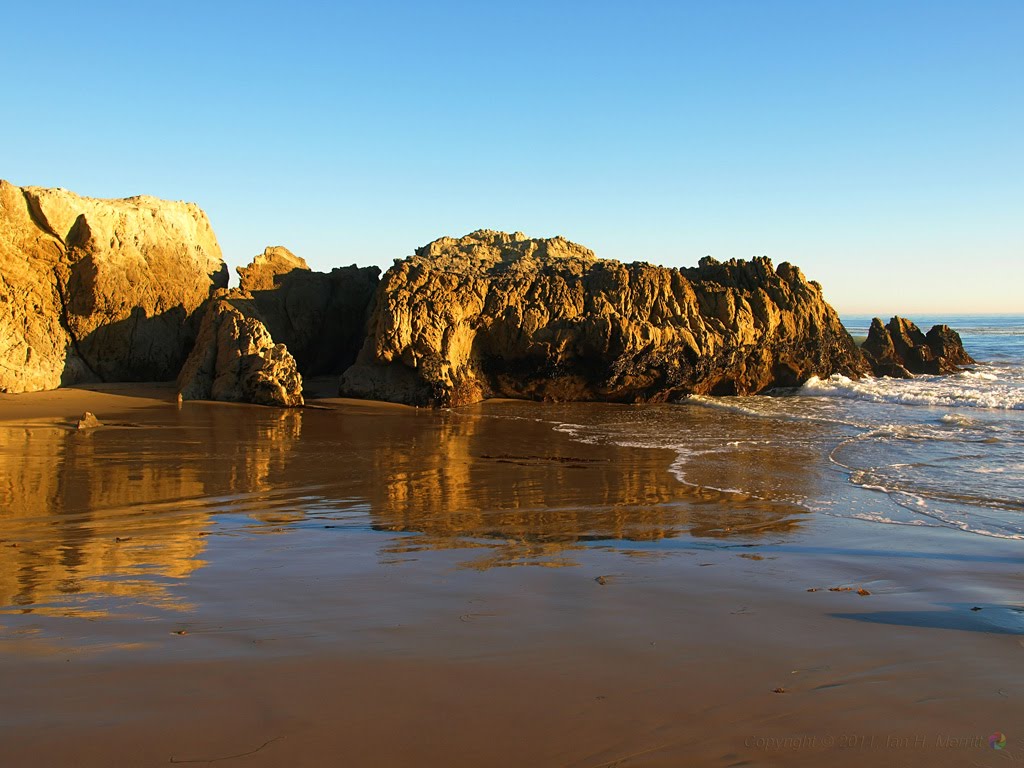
802, 374, 1024, 410
956, 370, 999, 381
842, 463, 1024, 539
939, 413, 973, 426
846, 500, 1024, 539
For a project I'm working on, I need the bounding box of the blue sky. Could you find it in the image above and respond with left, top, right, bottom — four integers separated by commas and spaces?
3, 1, 1021, 313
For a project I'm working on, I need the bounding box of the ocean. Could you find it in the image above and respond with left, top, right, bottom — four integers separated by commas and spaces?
498, 314, 1024, 543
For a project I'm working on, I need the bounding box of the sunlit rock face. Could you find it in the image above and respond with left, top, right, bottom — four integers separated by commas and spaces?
340, 230, 868, 406
0, 180, 227, 393
177, 294, 304, 408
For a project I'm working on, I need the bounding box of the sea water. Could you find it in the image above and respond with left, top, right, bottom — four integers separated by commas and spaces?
524, 315, 1024, 542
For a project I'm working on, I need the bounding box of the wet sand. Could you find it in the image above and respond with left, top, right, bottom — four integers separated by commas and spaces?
0, 386, 1020, 767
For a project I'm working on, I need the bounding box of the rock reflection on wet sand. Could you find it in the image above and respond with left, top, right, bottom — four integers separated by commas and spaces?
0, 401, 814, 616
0, 407, 302, 617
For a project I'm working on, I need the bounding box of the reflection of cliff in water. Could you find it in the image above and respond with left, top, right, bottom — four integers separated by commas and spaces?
0, 406, 302, 615
362, 407, 812, 567
0, 399, 819, 600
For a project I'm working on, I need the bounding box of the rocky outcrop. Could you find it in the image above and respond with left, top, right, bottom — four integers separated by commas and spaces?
340, 230, 868, 406
0, 180, 227, 393
177, 293, 303, 407
861, 316, 975, 377
0, 181, 75, 392
236, 246, 380, 376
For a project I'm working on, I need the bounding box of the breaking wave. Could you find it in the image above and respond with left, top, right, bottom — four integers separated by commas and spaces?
802, 371, 1024, 411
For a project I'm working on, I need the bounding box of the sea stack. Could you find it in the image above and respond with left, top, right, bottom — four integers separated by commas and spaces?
861, 316, 975, 377
340, 230, 869, 406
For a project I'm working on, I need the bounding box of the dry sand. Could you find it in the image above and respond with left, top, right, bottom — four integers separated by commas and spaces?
0, 385, 1020, 767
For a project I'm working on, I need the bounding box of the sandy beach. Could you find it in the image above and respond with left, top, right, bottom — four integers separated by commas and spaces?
0, 385, 1019, 767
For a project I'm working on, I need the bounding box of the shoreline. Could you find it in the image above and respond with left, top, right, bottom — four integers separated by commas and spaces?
0, 384, 1020, 767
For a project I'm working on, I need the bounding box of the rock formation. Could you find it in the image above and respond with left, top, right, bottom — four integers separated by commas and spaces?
75, 412, 102, 430
176, 293, 303, 407
861, 316, 975, 377
3, 178, 979, 404
236, 246, 380, 376
340, 230, 868, 406
0, 180, 227, 393
0, 181, 75, 392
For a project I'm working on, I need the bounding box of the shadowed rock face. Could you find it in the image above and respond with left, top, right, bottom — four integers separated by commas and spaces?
174, 247, 379, 406
340, 230, 868, 406
177, 293, 303, 407
236, 246, 380, 377
0, 180, 226, 392
862, 316, 975, 377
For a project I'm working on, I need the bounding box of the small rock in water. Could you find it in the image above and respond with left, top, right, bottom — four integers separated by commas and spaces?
76, 412, 102, 430
857, 588, 872, 596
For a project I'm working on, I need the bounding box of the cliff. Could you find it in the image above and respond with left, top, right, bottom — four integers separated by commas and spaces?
340, 230, 868, 406
0, 180, 226, 393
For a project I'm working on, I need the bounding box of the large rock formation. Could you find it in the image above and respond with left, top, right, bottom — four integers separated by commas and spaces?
0, 180, 227, 392
236, 246, 380, 376
340, 230, 868, 406
861, 316, 975, 377
177, 293, 303, 407
0, 182, 74, 392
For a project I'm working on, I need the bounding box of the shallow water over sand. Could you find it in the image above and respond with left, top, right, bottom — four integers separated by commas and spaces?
0, 394, 1021, 768
0, 398, 1019, 633
0, 401, 814, 622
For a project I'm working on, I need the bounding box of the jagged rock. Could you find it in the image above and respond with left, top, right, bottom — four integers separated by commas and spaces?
75, 412, 102, 430
236, 246, 310, 292
860, 318, 912, 378
862, 316, 975, 376
177, 295, 303, 407
0, 180, 227, 393
236, 246, 380, 376
926, 324, 974, 369
340, 230, 868, 406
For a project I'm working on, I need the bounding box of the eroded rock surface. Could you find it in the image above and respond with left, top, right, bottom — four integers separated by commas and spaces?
0, 181, 76, 392
237, 246, 380, 376
862, 316, 975, 377
177, 294, 303, 407
0, 180, 226, 392
340, 230, 868, 406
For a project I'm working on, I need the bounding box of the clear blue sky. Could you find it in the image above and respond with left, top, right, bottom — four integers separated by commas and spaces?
3, 1, 1021, 313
